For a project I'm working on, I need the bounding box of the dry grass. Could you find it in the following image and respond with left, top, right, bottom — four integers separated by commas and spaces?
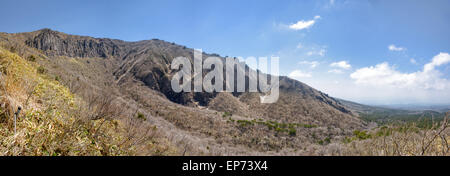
0, 47, 176, 155
338, 116, 449, 156
1, 30, 448, 156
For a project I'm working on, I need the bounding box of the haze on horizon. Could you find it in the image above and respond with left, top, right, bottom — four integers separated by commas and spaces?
1, 0, 449, 105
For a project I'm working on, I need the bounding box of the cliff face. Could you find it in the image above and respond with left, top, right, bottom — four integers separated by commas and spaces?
24, 29, 125, 58
16, 28, 355, 116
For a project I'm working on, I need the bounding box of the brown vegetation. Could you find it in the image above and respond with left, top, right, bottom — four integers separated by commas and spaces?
0, 48, 176, 155
0, 29, 448, 156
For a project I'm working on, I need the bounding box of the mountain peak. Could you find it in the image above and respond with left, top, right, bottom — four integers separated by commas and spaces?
37, 28, 57, 33
32, 28, 65, 36
23, 29, 124, 58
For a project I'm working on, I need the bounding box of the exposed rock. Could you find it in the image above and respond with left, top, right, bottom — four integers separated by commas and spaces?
25, 28, 125, 58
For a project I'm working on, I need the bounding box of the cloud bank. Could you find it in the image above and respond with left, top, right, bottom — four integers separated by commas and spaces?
350, 52, 450, 90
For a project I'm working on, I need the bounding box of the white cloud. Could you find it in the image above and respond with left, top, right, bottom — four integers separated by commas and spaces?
350, 52, 450, 90
330, 61, 351, 70
306, 48, 326, 57
388, 44, 406, 51
424, 52, 450, 72
328, 69, 344, 74
289, 20, 315, 30
305, 53, 450, 105
289, 70, 312, 79
350, 62, 416, 88
289, 16, 320, 30
299, 61, 320, 68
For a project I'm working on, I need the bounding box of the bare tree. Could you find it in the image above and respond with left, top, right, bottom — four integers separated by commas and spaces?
421, 112, 449, 155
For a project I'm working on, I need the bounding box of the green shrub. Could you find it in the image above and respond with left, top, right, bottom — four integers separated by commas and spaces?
37, 66, 47, 74
303, 124, 318, 128
318, 140, 324, 145
343, 137, 352, 144
288, 128, 296, 136
137, 112, 146, 121
222, 111, 232, 118
353, 130, 371, 140
324, 137, 331, 143
318, 137, 331, 145
237, 120, 253, 127
27, 55, 37, 62
376, 126, 392, 137
9, 46, 16, 53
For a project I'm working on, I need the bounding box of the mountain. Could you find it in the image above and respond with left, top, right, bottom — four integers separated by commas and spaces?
0, 29, 365, 155
337, 98, 406, 114
338, 98, 448, 125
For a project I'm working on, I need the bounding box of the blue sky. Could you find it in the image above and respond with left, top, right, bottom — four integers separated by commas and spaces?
1, 0, 449, 105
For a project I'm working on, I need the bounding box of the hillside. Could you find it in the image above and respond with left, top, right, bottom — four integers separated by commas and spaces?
0, 29, 448, 155
0, 47, 176, 155
7, 29, 448, 156
0, 29, 369, 155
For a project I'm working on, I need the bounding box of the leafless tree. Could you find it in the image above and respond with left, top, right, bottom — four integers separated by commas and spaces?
421, 112, 449, 155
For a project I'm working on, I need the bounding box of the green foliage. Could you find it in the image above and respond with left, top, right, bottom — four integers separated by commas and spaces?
343, 137, 352, 144
37, 66, 46, 74
9, 46, 16, 53
237, 120, 252, 127
302, 124, 318, 128
318, 140, 324, 145
222, 111, 232, 118
288, 127, 296, 136
27, 55, 37, 62
274, 127, 288, 133
360, 110, 446, 126
376, 126, 392, 137
228, 116, 316, 136
318, 137, 331, 145
137, 112, 146, 121
324, 137, 331, 143
0, 108, 5, 124
353, 130, 372, 140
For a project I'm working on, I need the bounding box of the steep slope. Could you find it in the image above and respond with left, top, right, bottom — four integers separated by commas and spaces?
337, 98, 404, 115
0, 47, 176, 155
0, 29, 365, 155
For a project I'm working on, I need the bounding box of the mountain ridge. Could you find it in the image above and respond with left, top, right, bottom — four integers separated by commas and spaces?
0, 28, 365, 155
